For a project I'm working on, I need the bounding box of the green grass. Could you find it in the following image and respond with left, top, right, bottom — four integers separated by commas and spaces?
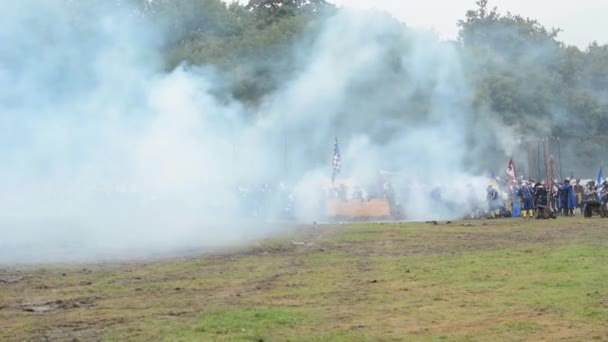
1, 218, 608, 341
171, 308, 305, 341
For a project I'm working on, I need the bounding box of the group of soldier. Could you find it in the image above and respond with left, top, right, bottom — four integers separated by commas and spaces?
234, 174, 608, 221
486, 177, 608, 219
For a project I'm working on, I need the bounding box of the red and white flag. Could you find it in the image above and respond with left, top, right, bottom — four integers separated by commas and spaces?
506, 159, 517, 180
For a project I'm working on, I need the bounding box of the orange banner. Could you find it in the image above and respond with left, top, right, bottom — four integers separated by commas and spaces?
326, 199, 391, 218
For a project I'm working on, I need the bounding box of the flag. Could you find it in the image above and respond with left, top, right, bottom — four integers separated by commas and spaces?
598, 166, 604, 187
331, 137, 341, 187
506, 158, 517, 180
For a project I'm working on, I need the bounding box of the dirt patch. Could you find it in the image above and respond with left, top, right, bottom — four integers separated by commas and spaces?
20, 297, 99, 313
0, 275, 29, 284
326, 223, 608, 258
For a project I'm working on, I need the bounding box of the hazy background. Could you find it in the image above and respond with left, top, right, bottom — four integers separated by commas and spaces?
1, 0, 606, 263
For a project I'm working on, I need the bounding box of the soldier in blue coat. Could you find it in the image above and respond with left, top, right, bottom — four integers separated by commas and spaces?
518, 182, 535, 218
511, 183, 521, 217
560, 179, 576, 216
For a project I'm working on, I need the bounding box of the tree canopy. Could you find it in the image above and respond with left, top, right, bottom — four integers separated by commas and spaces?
135, 0, 607, 173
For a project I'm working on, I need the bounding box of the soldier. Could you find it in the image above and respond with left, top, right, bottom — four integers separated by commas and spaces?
551, 181, 561, 212
486, 185, 500, 218
502, 180, 514, 215
518, 181, 534, 218
511, 182, 521, 217
534, 182, 552, 219
558, 179, 575, 216
574, 179, 584, 213
584, 185, 601, 217
584, 181, 597, 202
602, 181, 608, 210
586, 184, 600, 201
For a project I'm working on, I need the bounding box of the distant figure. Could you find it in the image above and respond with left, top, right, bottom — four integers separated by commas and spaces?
574, 179, 584, 212
560, 179, 576, 217
486, 185, 500, 218
573, 179, 585, 207
511, 182, 521, 217
585, 185, 600, 201
518, 182, 534, 218
511, 201, 521, 217
534, 183, 550, 219
383, 183, 395, 201
552, 182, 561, 211
602, 182, 608, 204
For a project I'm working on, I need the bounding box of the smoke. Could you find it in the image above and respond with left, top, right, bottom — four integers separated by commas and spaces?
0, 1, 514, 264
0, 0, 256, 263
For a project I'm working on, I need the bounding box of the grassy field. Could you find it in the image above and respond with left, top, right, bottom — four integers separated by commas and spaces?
1, 218, 608, 341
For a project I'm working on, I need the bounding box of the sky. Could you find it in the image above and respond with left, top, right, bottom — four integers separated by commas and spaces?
329, 0, 607, 48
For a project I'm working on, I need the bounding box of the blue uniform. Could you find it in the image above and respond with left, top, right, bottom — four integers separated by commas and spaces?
560, 183, 576, 210
512, 197, 521, 217
518, 185, 534, 211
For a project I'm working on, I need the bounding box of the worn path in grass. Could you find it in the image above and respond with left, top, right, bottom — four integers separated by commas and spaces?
1, 218, 608, 341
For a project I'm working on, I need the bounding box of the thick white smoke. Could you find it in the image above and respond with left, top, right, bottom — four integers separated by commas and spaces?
0, 1, 509, 263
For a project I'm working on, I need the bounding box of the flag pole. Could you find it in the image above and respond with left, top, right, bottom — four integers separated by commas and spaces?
557, 136, 563, 180
537, 138, 542, 183
332, 136, 340, 190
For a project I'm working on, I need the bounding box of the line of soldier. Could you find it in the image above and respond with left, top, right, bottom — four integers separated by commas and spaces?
486, 178, 608, 219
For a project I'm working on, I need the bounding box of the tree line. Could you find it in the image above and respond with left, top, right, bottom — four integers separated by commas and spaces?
136, 0, 608, 174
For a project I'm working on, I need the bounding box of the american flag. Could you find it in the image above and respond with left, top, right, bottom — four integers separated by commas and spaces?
332, 137, 341, 186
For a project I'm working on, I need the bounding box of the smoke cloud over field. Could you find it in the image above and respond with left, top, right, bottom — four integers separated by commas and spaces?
0, 1, 512, 263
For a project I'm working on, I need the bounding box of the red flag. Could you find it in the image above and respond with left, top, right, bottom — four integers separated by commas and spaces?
507, 159, 517, 180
